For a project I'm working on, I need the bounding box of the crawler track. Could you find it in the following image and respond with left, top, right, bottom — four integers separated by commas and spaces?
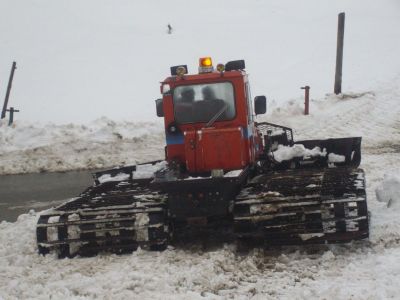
234, 167, 369, 245
36, 178, 168, 258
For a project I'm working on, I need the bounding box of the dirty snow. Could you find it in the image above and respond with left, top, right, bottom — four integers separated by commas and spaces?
376, 173, 400, 209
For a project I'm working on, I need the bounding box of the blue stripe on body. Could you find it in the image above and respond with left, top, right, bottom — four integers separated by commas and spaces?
166, 133, 184, 145
243, 125, 253, 139
166, 126, 252, 145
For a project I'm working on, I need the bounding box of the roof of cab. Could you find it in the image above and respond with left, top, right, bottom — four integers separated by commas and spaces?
162, 70, 245, 85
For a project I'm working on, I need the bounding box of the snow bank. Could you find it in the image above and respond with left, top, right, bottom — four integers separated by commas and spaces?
376, 173, 400, 208
0, 117, 165, 175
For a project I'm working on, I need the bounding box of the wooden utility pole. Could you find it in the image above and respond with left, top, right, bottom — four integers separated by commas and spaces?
301, 86, 310, 115
334, 13, 345, 94
1, 61, 17, 119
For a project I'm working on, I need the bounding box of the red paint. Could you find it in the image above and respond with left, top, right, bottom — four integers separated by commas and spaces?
161, 70, 263, 174
184, 127, 246, 173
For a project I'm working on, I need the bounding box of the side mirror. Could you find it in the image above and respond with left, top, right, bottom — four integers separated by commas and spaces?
155, 99, 164, 117
254, 96, 267, 115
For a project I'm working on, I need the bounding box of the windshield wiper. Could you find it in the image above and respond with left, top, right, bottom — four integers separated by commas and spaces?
205, 102, 228, 128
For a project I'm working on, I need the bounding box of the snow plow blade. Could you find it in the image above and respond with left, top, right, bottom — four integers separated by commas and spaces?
295, 137, 362, 167
234, 167, 369, 245
36, 175, 168, 258
257, 122, 362, 169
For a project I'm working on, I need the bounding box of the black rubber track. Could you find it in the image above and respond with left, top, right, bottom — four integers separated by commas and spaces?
233, 167, 369, 245
36, 179, 168, 258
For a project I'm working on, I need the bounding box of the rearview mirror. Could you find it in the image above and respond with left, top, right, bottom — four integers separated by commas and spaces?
155, 99, 164, 117
254, 96, 267, 115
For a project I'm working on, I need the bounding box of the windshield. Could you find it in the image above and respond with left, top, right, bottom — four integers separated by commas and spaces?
173, 82, 235, 124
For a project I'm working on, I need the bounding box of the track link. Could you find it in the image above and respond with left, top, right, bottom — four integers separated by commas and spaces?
36, 179, 168, 258
234, 167, 369, 245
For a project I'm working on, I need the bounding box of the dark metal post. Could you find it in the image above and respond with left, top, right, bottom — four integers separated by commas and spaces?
334, 13, 345, 94
301, 86, 310, 115
6, 107, 19, 126
1, 61, 17, 119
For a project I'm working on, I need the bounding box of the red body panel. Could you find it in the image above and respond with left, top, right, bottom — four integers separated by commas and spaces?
160, 70, 263, 174
184, 127, 246, 173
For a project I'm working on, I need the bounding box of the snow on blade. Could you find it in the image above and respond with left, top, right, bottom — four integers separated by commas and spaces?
328, 153, 346, 163
299, 233, 325, 241
98, 172, 130, 183
224, 169, 243, 177
132, 161, 168, 179
272, 144, 326, 163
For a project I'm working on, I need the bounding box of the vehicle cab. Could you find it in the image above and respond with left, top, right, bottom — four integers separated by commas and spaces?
156, 58, 266, 175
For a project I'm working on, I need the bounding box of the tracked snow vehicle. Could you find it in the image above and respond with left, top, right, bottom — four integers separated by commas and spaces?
36, 58, 369, 257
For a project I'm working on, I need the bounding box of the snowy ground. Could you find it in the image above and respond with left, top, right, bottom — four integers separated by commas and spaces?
1, 74, 399, 299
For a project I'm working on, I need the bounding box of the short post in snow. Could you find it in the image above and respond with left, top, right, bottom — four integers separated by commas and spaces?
6, 107, 19, 126
334, 12, 345, 95
301, 86, 310, 115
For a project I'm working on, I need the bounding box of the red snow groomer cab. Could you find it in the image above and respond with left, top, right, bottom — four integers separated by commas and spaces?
36, 57, 369, 258
158, 58, 263, 174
